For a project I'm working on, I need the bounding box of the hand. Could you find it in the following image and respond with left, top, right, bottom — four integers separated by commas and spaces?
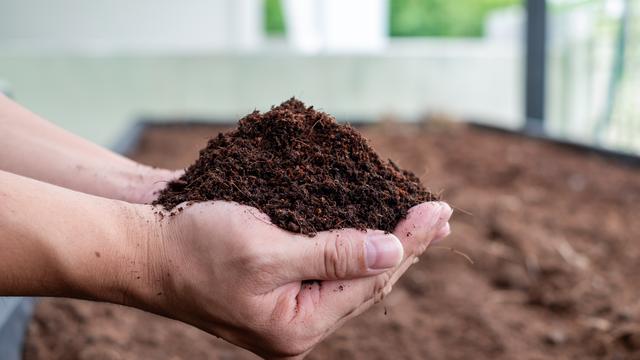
0, 167, 450, 359
128, 200, 452, 358
123, 166, 183, 204
0, 94, 185, 204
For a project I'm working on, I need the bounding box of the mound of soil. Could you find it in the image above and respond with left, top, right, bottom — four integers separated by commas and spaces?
153, 98, 435, 234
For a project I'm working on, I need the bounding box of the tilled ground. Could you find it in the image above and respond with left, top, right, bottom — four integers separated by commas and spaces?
24, 122, 640, 360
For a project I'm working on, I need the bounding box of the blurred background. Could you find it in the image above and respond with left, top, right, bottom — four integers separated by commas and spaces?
0, 0, 637, 154
2, 2, 640, 359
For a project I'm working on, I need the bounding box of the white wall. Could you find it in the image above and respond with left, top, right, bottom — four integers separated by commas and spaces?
0, 40, 522, 145
0, 1, 523, 146
0, 0, 262, 53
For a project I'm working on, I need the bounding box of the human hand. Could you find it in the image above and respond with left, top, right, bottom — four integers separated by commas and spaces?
0, 94, 187, 204
0, 165, 449, 359
123, 166, 184, 204
126, 200, 451, 359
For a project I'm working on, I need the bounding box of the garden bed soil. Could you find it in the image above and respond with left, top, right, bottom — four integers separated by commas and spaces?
24, 122, 640, 360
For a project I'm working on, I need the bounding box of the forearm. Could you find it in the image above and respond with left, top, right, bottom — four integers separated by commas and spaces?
0, 169, 161, 304
0, 94, 172, 202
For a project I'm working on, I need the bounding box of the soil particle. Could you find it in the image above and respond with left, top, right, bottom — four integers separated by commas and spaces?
154, 98, 436, 234
616, 325, 640, 351
543, 330, 567, 346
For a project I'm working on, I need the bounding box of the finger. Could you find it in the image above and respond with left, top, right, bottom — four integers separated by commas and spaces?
309, 202, 452, 326
310, 251, 417, 330
281, 201, 451, 283
395, 201, 452, 255
432, 222, 451, 244
281, 229, 404, 282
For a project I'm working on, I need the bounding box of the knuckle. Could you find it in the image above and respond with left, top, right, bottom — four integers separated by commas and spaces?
373, 272, 392, 303
324, 234, 356, 278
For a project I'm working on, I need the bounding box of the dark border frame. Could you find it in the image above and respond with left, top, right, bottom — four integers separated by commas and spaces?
0, 298, 34, 360
525, 0, 547, 134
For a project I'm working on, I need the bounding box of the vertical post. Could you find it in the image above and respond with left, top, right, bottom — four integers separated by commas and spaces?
525, 0, 547, 134
595, 0, 629, 143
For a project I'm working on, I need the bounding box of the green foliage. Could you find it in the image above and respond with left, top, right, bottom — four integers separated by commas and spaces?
265, 0, 521, 38
265, 0, 286, 36
389, 0, 521, 37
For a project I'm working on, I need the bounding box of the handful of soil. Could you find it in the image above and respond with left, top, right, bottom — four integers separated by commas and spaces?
154, 98, 437, 235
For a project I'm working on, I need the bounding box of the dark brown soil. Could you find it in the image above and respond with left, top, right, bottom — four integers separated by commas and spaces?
153, 98, 435, 234
24, 122, 640, 360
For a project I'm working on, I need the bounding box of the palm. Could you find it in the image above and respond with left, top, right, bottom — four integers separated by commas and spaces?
159, 201, 450, 358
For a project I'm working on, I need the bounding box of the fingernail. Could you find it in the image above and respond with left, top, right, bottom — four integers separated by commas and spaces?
439, 202, 453, 217
425, 202, 444, 227
431, 202, 451, 225
366, 233, 404, 270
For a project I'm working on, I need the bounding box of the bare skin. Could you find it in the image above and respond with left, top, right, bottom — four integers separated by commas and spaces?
0, 94, 180, 203
0, 97, 452, 358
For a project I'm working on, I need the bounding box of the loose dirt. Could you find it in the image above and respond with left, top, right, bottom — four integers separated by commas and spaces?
24, 121, 640, 360
153, 98, 435, 234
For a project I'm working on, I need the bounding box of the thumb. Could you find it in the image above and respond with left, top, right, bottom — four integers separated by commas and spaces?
283, 229, 404, 281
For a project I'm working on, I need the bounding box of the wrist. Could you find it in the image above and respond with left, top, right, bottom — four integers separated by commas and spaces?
63, 201, 167, 308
